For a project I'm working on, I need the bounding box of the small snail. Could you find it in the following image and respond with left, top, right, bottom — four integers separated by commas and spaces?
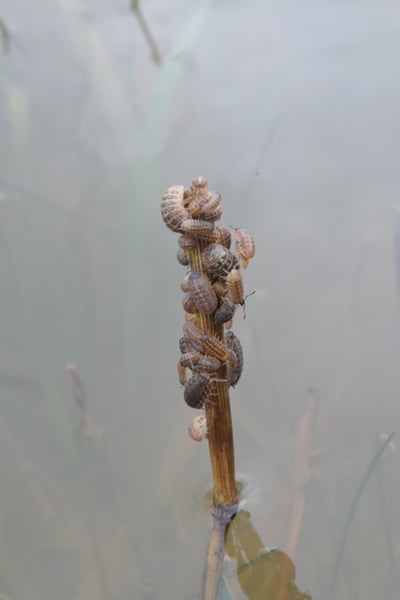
188, 414, 208, 442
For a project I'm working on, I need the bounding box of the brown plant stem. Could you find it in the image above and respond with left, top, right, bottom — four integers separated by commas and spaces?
189, 244, 238, 507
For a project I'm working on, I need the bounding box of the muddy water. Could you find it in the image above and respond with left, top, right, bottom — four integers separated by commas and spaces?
1, 1, 400, 599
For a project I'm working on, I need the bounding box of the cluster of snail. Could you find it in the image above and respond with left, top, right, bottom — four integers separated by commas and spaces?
161, 177, 255, 442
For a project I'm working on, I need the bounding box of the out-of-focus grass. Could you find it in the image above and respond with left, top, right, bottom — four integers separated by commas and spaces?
137, 0, 214, 163
0, 226, 77, 465
329, 432, 396, 600
0, 540, 37, 600
0, 219, 111, 598
3, 82, 30, 156
125, 0, 214, 381
130, 0, 162, 65
375, 434, 399, 596
55, 0, 137, 164
0, 4, 214, 597
0, 15, 10, 53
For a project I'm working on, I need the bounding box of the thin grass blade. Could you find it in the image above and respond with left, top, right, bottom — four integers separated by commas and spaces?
329, 432, 396, 600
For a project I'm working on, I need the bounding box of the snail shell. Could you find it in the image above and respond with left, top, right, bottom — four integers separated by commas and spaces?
188, 414, 208, 442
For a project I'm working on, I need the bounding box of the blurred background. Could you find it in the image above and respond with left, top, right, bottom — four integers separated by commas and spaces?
1, 1, 400, 598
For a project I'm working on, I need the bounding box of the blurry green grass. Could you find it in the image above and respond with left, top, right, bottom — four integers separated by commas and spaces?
0, 3, 216, 598
0, 15, 10, 53
0, 226, 77, 464
329, 432, 396, 600
125, 0, 214, 384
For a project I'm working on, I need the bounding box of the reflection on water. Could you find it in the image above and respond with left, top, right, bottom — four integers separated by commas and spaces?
226, 510, 311, 600
1, 0, 400, 598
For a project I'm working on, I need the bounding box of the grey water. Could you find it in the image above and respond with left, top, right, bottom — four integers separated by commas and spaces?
1, 1, 400, 598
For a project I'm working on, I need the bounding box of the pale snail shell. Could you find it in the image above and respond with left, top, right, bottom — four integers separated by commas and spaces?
188, 415, 208, 442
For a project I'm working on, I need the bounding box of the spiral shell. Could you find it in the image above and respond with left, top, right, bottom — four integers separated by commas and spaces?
188, 414, 208, 442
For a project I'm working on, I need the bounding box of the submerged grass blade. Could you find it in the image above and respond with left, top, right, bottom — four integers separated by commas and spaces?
130, 1, 162, 65
138, 0, 214, 162
0, 16, 10, 53
204, 504, 238, 600
329, 432, 396, 600
125, 1, 214, 389
0, 226, 77, 464
375, 436, 399, 595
